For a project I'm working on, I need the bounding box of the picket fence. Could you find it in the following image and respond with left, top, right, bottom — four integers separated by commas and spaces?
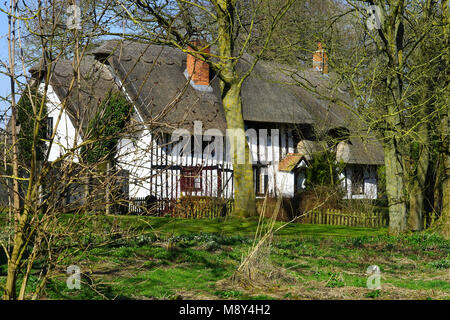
126, 198, 387, 228
302, 209, 388, 228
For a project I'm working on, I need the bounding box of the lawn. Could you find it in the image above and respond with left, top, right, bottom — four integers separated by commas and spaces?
0, 215, 448, 300
109, 215, 389, 238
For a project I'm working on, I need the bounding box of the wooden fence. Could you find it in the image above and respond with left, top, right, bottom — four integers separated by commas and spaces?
125, 198, 388, 228
124, 197, 175, 215
127, 197, 147, 214
301, 209, 388, 228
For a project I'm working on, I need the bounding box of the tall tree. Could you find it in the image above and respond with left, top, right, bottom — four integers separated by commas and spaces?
1, 0, 131, 299
250, 0, 448, 234
114, 0, 295, 216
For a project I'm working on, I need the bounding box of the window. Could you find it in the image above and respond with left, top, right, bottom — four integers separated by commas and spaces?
180, 167, 202, 193
46, 117, 53, 139
254, 166, 268, 196
351, 167, 364, 195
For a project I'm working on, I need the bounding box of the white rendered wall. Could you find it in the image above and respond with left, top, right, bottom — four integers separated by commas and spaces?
40, 83, 81, 163
116, 127, 152, 198
342, 165, 378, 200
276, 171, 295, 198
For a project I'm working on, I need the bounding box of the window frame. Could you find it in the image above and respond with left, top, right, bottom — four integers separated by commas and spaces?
180, 166, 203, 193
351, 166, 365, 195
254, 166, 269, 196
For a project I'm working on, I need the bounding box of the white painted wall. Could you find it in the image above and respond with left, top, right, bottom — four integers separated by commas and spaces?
342, 165, 377, 199
115, 124, 292, 200
114, 121, 379, 201
40, 83, 81, 163
276, 171, 294, 198
116, 127, 152, 198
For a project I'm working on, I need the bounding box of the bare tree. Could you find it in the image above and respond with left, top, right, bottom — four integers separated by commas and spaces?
253, 0, 449, 235
110, 0, 295, 217
0, 0, 172, 299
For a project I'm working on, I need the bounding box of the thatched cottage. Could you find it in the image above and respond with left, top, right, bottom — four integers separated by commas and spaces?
28, 40, 384, 209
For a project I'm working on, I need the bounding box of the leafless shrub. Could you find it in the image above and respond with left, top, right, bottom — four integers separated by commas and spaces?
232, 194, 296, 288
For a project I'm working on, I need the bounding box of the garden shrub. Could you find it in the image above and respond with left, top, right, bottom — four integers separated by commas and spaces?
16, 88, 48, 166
81, 91, 132, 164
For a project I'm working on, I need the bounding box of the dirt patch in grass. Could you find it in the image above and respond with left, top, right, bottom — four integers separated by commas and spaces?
215, 276, 449, 300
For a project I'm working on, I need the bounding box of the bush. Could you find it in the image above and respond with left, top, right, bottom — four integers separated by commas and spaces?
16, 89, 48, 164
81, 91, 132, 164
172, 196, 231, 219
294, 185, 345, 215
304, 151, 345, 189
255, 197, 295, 221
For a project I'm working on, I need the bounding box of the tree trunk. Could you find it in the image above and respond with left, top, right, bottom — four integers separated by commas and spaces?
384, 141, 407, 234
380, 0, 408, 234
441, 138, 450, 239
222, 84, 256, 217
437, 0, 449, 239
216, 0, 256, 217
84, 172, 91, 211
438, 95, 449, 239
4, 210, 27, 299
105, 161, 111, 215
408, 124, 430, 231
7, 0, 20, 234
408, 181, 425, 230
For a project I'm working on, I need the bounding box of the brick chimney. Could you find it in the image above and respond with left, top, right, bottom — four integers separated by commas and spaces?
186, 41, 210, 86
313, 42, 328, 74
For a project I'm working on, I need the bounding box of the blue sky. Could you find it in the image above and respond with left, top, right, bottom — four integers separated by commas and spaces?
0, 2, 122, 128
0, 3, 13, 126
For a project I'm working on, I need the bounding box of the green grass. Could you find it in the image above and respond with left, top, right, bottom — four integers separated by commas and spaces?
103, 215, 388, 238
387, 278, 450, 291
1, 215, 448, 300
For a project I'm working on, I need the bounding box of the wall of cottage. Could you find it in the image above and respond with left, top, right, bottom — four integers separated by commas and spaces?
116, 126, 379, 201
116, 124, 297, 200
341, 165, 378, 199
43, 89, 379, 203
41, 84, 81, 163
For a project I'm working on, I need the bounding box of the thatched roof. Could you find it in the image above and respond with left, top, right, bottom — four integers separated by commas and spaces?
297, 140, 323, 161
29, 40, 384, 165
29, 56, 119, 133
92, 41, 316, 132
293, 139, 384, 166
261, 63, 385, 165
335, 139, 384, 165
